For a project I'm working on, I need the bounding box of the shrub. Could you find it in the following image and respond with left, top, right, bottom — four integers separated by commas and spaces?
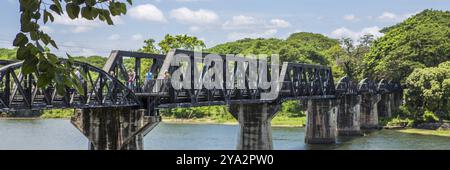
422, 110, 439, 123
380, 116, 415, 128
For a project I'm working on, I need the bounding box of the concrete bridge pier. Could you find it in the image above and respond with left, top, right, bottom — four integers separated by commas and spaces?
359, 94, 381, 129
392, 90, 403, 112
228, 103, 281, 150
71, 107, 161, 150
378, 93, 393, 118
305, 99, 338, 144
337, 95, 362, 136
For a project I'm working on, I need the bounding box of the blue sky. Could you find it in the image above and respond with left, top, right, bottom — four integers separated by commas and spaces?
0, 0, 449, 57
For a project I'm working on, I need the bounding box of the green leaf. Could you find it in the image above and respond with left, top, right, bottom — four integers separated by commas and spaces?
30, 31, 39, 41
49, 4, 61, 15
100, 10, 114, 25
37, 74, 52, 88
43, 10, 54, 24
46, 53, 58, 65
26, 43, 40, 56
32, 11, 40, 20
40, 33, 49, 45
55, 80, 66, 96
70, 71, 84, 94
52, 0, 63, 12
13, 33, 28, 47
120, 3, 127, 14
66, 53, 75, 64
38, 59, 51, 72
81, 7, 97, 20
109, 2, 126, 16
66, 3, 80, 19
16, 46, 30, 60
22, 56, 38, 74
36, 41, 44, 51
20, 11, 32, 32
86, 0, 96, 6
19, 0, 32, 9
127, 0, 133, 5
50, 39, 58, 49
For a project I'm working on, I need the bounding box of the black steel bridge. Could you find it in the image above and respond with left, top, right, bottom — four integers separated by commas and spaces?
0, 49, 403, 150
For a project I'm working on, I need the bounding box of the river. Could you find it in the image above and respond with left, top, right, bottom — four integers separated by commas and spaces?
0, 119, 449, 150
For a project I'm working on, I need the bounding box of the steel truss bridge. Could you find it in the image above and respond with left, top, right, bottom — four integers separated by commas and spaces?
0, 49, 401, 114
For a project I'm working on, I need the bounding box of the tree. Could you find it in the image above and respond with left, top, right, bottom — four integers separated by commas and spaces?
135, 38, 160, 78
14, 0, 132, 94
363, 9, 450, 82
139, 38, 160, 54
158, 34, 206, 54
329, 34, 374, 80
131, 35, 207, 81
405, 61, 450, 122
208, 32, 339, 65
0, 48, 17, 60
71, 55, 107, 68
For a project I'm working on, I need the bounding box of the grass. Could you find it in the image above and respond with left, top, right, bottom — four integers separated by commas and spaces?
34, 109, 305, 127
162, 116, 236, 125
272, 116, 306, 127
40, 109, 74, 119
162, 115, 306, 127
396, 129, 450, 137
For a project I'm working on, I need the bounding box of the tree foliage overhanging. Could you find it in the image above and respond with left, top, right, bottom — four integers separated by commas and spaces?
15, 0, 132, 95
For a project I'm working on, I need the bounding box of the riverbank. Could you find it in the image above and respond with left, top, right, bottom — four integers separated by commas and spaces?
395, 129, 450, 137
162, 116, 306, 127
1, 112, 307, 127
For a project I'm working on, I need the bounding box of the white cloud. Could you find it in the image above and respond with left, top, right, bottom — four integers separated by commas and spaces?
73, 26, 93, 33
343, 14, 357, 21
269, 19, 291, 28
52, 13, 122, 33
189, 26, 202, 32
170, 7, 219, 25
228, 29, 278, 41
331, 26, 383, 41
77, 48, 97, 56
223, 16, 291, 30
108, 34, 121, 40
59, 41, 100, 56
40, 26, 54, 33
223, 15, 257, 29
377, 11, 418, 22
129, 4, 167, 22
132, 34, 144, 41
378, 12, 397, 21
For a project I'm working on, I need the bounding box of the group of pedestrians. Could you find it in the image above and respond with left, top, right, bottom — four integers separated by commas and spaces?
127, 69, 171, 92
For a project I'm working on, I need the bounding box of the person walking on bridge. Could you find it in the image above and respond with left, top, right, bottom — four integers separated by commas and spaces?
144, 69, 154, 92
128, 70, 136, 91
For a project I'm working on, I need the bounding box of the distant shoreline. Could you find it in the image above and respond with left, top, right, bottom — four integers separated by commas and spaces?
161, 117, 304, 128
0, 116, 304, 128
